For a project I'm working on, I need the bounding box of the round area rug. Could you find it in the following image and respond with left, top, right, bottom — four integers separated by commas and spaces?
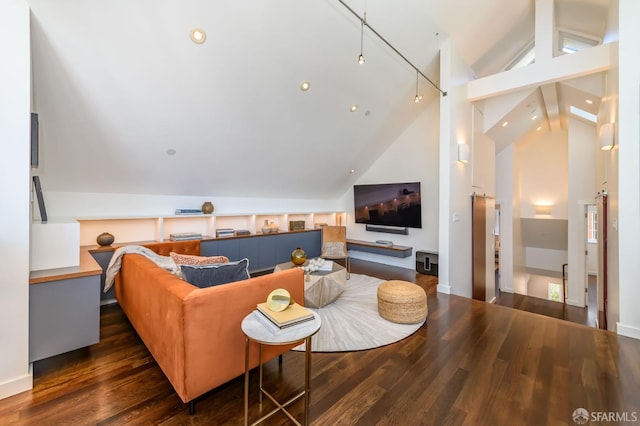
292, 273, 426, 352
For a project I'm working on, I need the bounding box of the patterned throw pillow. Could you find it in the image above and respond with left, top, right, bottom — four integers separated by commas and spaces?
322, 242, 345, 256
170, 252, 229, 279
170, 252, 229, 266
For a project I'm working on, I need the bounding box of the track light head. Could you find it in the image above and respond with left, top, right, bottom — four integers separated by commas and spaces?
358, 14, 366, 65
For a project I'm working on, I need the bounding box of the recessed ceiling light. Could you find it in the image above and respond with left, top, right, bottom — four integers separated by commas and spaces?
350, 105, 358, 112
536, 126, 542, 131
502, 121, 509, 127
167, 149, 177, 156
190, 28, 206, 44
531, 115, 537, 120
350, 169, 356, 174
586, 99, 593, 104
300, 81, 311, 91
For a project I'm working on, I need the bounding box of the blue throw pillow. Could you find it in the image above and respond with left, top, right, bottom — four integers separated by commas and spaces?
180, 258, 250, 288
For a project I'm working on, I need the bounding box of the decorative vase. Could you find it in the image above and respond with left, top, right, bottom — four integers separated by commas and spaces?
201, 201, 214, 214
291, 247, 307, 265
96, 232, 115, 247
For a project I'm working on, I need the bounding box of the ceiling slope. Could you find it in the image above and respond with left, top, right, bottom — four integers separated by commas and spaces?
26, 0, 609, 199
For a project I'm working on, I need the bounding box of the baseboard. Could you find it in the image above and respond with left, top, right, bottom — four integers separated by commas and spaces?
488, 297, 496, 304
100, 298, 117, 306
617, 322, 640, 340
0, 364, 33, 400
437, 284, 451, 294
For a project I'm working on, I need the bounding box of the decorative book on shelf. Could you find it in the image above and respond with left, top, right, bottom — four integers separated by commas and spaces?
216, 228, 235, 237
174, 208, 203, 215
169, 232, 203, 241
256, 302, 314, 329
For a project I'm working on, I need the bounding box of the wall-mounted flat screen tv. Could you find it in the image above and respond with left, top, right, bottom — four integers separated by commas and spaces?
353, 182, 422, 229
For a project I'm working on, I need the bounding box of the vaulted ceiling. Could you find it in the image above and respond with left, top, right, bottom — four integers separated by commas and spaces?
26, 0, 612, 199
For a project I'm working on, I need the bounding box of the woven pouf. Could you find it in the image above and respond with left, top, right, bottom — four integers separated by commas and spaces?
377, 280, 427, 324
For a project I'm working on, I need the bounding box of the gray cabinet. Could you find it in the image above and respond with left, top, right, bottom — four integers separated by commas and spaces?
201, 230, 321, 273
29, 275, 101, 362
91, 250, 116, 302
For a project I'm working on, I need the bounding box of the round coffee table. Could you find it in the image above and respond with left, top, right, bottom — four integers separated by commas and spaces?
274, 261, 347, 308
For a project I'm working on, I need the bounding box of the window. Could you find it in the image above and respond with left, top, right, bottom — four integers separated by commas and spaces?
587, 208, 597, 243
559, 31, 599, 54
506, 43, 535, 71
570, 105, 597, 123
548, 283, 562, 302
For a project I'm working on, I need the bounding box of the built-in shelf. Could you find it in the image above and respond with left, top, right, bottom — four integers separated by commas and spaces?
77, 211, 346, 246
346, 239, 413, 258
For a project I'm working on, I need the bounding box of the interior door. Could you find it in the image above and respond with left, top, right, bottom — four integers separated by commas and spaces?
596, 192, 608, 329
472, 194, 486, 301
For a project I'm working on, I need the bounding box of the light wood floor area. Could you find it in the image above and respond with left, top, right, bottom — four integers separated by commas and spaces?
2, 259, 639, 425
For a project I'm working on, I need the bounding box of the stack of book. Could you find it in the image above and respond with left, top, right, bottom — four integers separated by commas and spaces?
174, 208, 203, 215
169, 232, 203, 241
216, 228, 235, 237
255, 302, 314, 333
317, 260, 333, 271
235, 229, 251, 236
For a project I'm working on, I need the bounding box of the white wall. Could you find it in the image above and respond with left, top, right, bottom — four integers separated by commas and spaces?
344, 101, 440, 269
43, 192, 344, 218
616, 0, 640, 339
0, 0, 33, 399
527, 274, 564, 301
567, 118, 597, 306
438, 37, 488, 298
518, 129, 569, 219
496, 145, 515, 293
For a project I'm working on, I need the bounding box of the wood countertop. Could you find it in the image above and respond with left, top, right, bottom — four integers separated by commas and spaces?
29, 246, 102, 285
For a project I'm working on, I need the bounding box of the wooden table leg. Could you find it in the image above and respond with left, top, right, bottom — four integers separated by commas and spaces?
258, 344, 263, 403
304, 336, 312, 426
244, 337, 250, 426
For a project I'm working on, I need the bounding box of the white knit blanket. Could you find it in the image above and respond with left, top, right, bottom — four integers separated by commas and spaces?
104, 245, 180, 293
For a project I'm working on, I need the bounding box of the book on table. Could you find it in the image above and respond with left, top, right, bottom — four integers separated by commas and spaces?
317, 260, 333, 271
256, 302, 314, 329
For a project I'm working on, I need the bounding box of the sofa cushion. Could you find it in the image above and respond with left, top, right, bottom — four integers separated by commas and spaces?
180, 258, 250, 288
170, 252, 229, 266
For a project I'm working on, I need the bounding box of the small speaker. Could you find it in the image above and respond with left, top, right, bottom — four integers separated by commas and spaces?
31, 113, 39, 167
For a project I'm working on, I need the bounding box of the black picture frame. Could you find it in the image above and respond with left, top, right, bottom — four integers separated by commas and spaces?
31, 113, 39, 167
32, 176, 47, 222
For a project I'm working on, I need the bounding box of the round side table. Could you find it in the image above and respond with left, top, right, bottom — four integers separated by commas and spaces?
241, 311, 321, 426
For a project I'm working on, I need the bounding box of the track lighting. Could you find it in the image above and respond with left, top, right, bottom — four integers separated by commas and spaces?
358, 13, 366, 65
338, 0, 446, 99
414, 70, 423, 103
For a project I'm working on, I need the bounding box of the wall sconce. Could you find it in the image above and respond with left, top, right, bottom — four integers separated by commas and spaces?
599, 122, 615, 150
457, 143, 470, 164
535, 205, 553, 216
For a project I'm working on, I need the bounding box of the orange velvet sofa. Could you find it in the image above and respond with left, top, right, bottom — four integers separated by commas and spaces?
113, 240, 305, 413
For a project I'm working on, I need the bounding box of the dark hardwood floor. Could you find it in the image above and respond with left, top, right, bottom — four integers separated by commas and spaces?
494, 272, 596, 328
2, 259, 639, 425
